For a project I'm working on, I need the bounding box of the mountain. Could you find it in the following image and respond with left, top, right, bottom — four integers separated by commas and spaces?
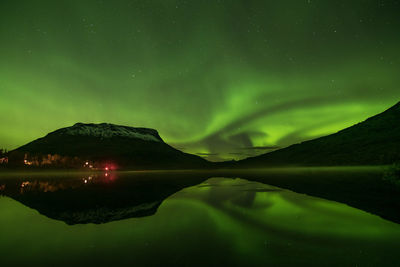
237, 101, 400, 167
8, 123, 209, 170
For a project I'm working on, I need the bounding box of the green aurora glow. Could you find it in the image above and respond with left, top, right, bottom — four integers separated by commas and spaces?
0, 0, 399, 161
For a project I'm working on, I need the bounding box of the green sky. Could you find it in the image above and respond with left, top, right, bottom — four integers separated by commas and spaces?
0, 0, 399, 161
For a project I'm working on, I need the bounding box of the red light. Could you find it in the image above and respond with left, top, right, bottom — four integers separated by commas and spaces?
105, 167, 109, 171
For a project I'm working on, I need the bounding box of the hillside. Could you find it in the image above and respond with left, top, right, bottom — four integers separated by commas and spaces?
237, 102, 400, 167
8, 123, 208, 170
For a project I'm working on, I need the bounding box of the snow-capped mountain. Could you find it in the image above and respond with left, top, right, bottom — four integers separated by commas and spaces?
54, 123, 162, 142
8, 123, 209, 170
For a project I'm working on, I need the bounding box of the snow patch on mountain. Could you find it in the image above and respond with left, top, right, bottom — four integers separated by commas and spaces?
58, 123, 162, 142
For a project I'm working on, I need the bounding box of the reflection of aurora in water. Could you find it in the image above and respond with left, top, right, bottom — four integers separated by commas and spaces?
187, 178, 400, 238
1, 175, 400, 266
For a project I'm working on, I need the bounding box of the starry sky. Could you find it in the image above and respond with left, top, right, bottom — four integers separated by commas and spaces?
0, 0, 399, 161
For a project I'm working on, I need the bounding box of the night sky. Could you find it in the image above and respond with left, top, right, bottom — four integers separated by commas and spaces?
1, 0, 399, 161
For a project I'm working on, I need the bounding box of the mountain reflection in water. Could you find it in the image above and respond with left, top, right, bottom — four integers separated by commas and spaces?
1, 172, 400, 266
0, 172, 209, 224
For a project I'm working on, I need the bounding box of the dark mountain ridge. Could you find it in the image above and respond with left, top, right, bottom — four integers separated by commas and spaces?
237, 101, 400, 167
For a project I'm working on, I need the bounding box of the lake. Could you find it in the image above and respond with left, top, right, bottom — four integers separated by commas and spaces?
1, 169, 400, 266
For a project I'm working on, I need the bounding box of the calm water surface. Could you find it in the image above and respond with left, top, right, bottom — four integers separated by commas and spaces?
0, 171, 399, 266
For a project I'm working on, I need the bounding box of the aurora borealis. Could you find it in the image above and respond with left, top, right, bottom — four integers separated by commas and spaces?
1, 0, 399, 161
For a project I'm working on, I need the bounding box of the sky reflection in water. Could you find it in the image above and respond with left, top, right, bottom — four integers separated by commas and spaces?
0, 174, 400, 266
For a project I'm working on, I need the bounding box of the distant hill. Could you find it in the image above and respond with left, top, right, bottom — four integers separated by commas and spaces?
8, 123, 209, 170
237, 102, 400, 167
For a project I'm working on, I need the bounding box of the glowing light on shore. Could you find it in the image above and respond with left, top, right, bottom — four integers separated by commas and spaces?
21, 181, 30, 187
